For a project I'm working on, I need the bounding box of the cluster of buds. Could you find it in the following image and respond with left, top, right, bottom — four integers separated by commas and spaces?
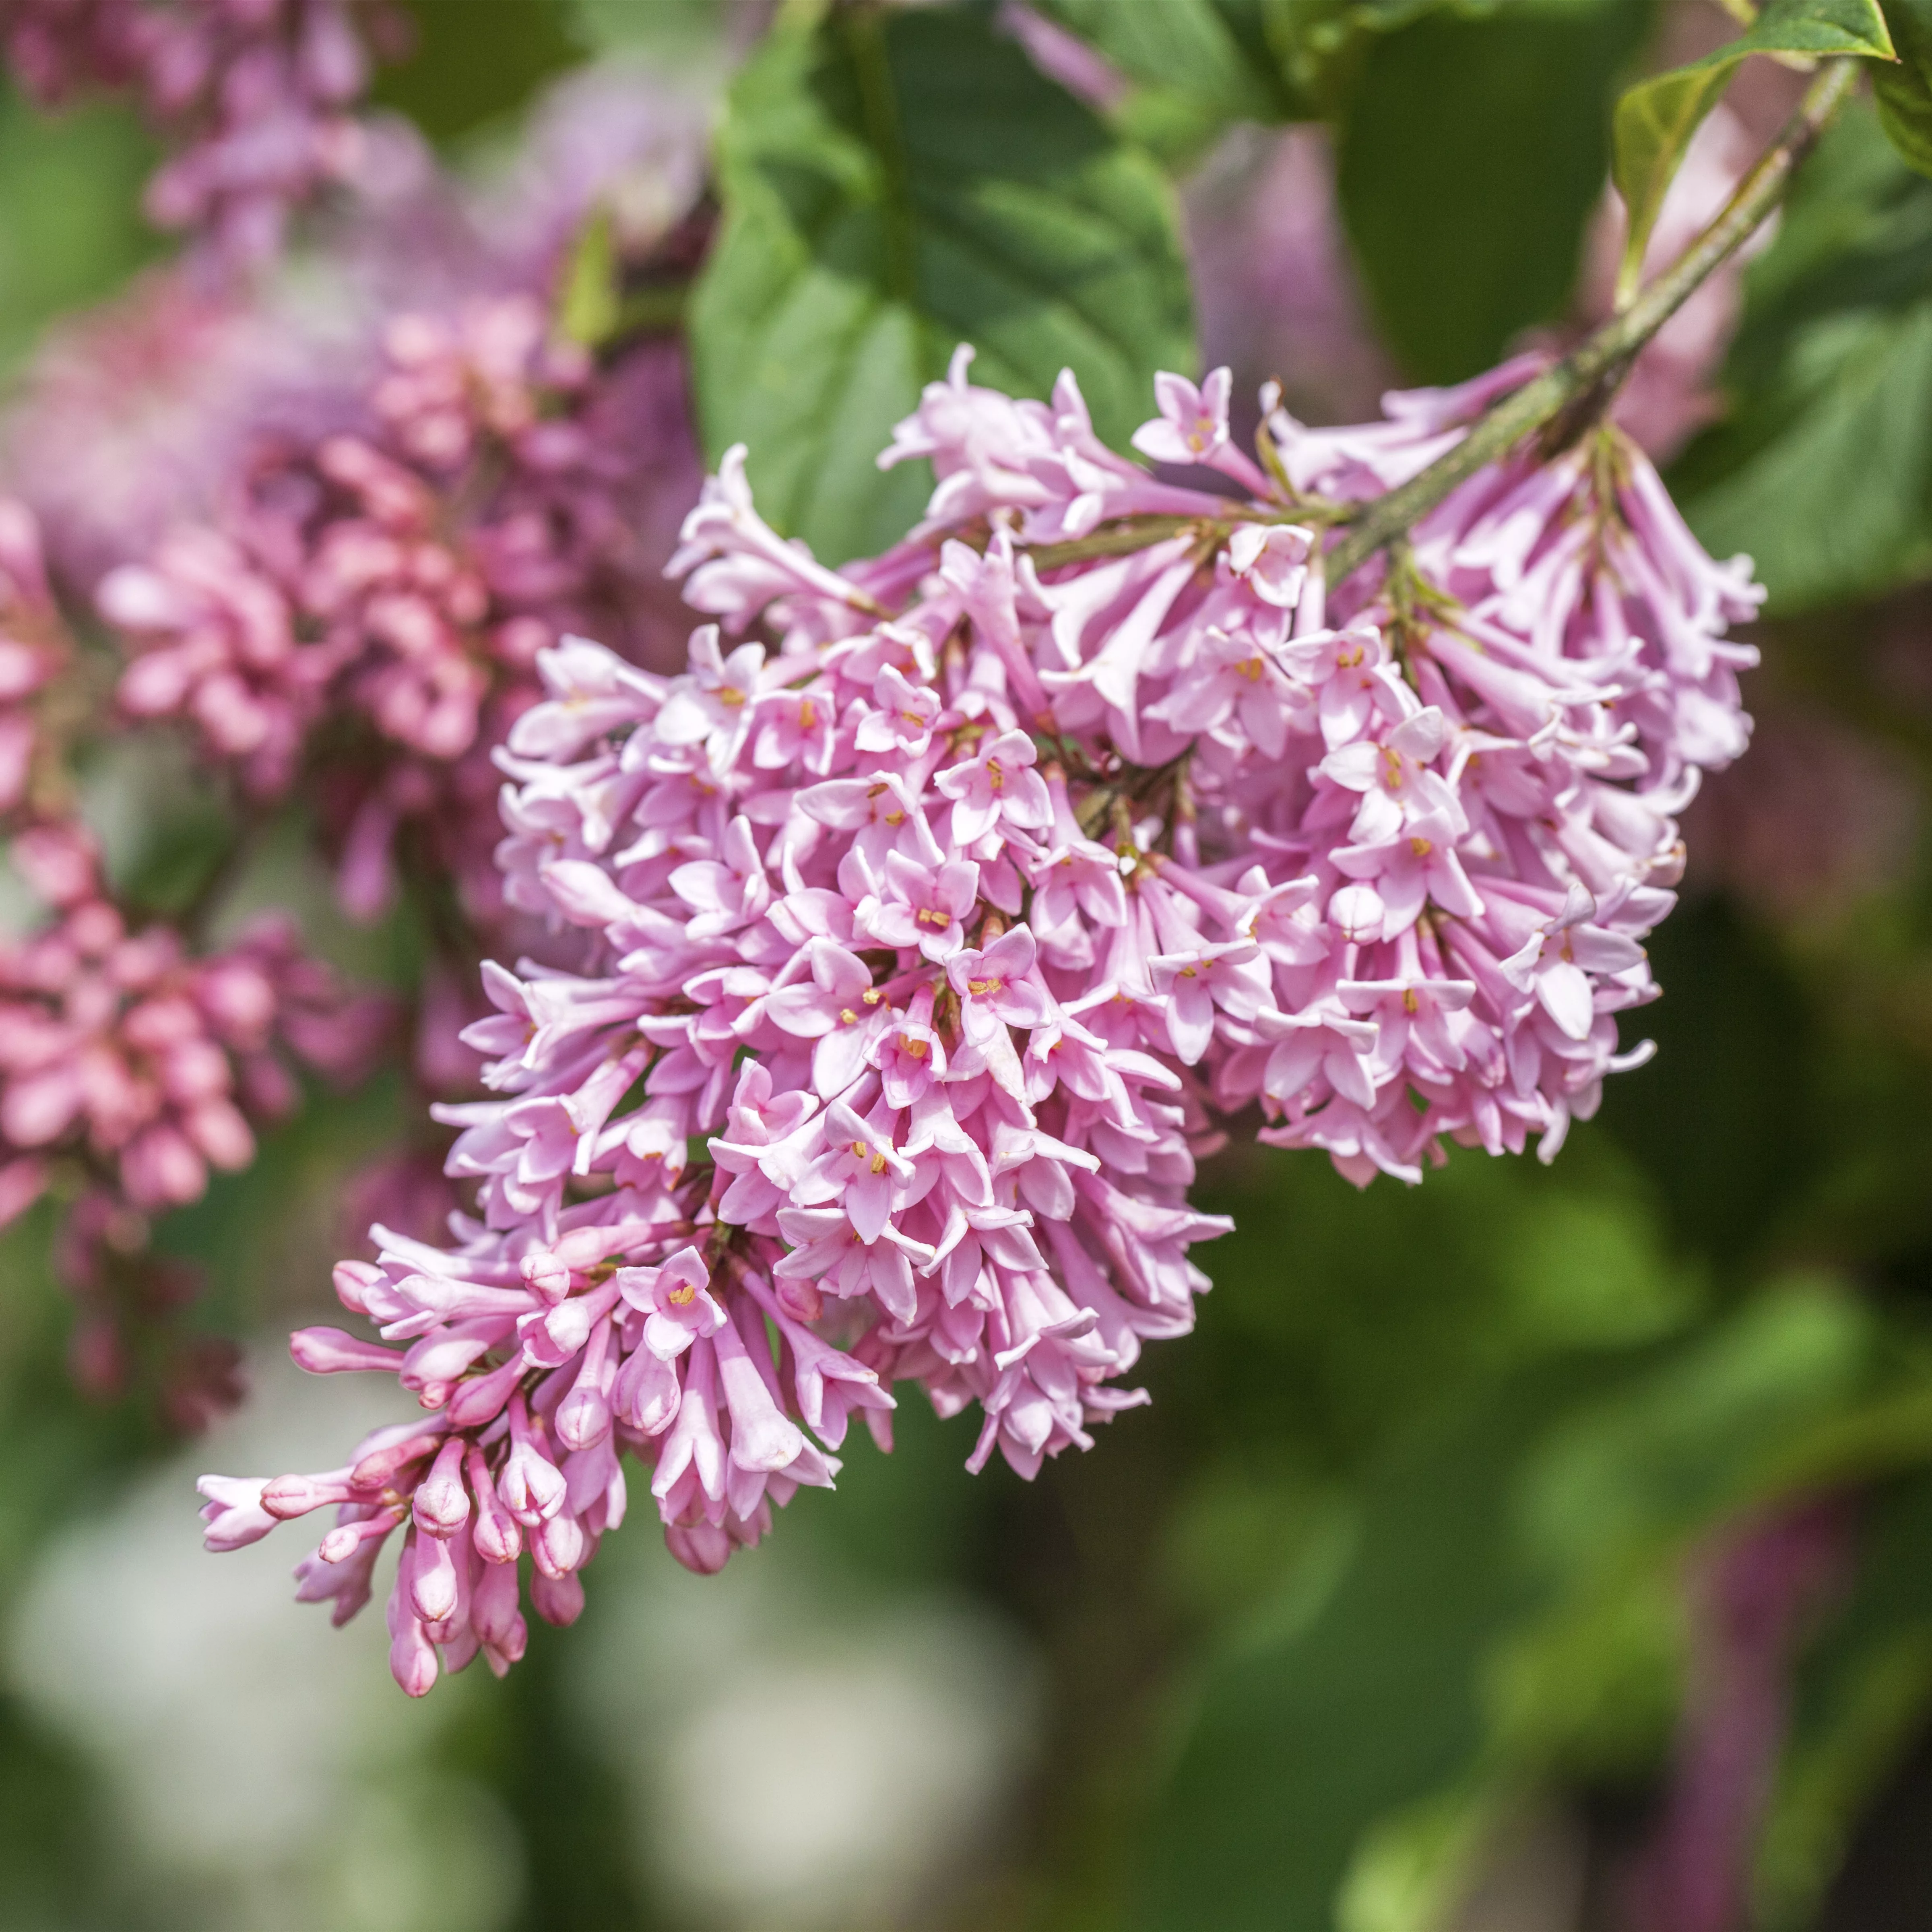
0, 819, 388, 1223
204, 345, 1761, 1694
99, 294, 699, 924
1, 0, 405, 262
0, 813, 388, 1420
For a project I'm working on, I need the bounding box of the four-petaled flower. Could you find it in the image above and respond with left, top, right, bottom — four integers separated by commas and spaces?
935, 729, 1051, 844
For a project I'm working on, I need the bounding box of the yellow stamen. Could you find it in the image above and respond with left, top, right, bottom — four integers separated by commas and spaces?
667, 1282, 696, 1306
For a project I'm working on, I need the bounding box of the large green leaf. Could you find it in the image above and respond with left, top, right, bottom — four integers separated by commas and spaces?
689, 1, 1195, 565
1674, 101, 1932, 611
1875, 0, 1932, 175
1335, 0, 1654, 382
1611, 0, 1895, 295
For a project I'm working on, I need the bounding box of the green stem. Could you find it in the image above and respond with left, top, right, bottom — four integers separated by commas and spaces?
1027, 516, 1211, 571
1321, 56, 1858, 585
1026, 507, 1318, 572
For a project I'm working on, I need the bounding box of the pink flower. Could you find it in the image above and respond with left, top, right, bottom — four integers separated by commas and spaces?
934, 729, 1050, 845
855, 851, 979, 960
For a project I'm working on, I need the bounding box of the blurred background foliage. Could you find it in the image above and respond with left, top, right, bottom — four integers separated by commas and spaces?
2, 0, 1932, 1929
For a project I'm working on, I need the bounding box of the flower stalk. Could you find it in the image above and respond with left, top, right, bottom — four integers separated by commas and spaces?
1322, 56, 1859, 583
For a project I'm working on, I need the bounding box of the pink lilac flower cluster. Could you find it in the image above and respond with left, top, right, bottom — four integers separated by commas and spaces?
0, 817, 386, 1226
0, 810, 388, 1417
2, 0, 405, 263
98, 293, 700, 925
203, 346, 1759, 1692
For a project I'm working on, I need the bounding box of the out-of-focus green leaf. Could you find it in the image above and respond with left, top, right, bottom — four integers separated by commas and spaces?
1612, 0, 1894, 293
1030, 0, 1298, 121
1875, 0, 1932, 175
1187, 1135, 1695, 1474
1674, 101, 1932, 611
0, 1695, 114, 1927
1596, 899, 1821, 1269
1028, 0, 1465, 151
1518, 1280, 1873, 1579
1138, 1282, 1878, 1932
0, 87, 158, 377
1490, 1285, 1871, 1787
371, 0, 582, 145
689, 0, 1194, 564
1334, 1781, 1504, 1932
1135, 1354, 1645, 1932
564, 0, 727, 66
1486, 1565, 1686, 1779
1335, 0, 1654, 382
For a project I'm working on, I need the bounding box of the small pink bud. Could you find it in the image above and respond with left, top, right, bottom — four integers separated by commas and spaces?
332, 1261, 382, 1313
409, 1529, 458, 1624
261, 1472, 343, 1520
529, 1569, 584, 1627
464, 1444, 521, 1564
412, 1437, 471, 1538
290, 1327, 404, 1375
350, 1430, 442, 1492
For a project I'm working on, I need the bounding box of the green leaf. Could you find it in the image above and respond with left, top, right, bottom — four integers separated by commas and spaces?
556, 205, 621, 349
1336, 0, 1655, 382
1673, 100, 1932, 610
1875, 0, 1932, 175
1612, 0, 1895, 295
689, 1, 1195, 565
0, 86, 159, 378
370, 0, 584, 146
1030, 0, 1299, 122
1028, 0, 1469, 149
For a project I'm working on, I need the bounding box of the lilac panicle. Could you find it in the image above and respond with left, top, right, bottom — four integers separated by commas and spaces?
0, 819, 388, 1225
208, 345, 1759, 1692
98, 293, 703, 928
